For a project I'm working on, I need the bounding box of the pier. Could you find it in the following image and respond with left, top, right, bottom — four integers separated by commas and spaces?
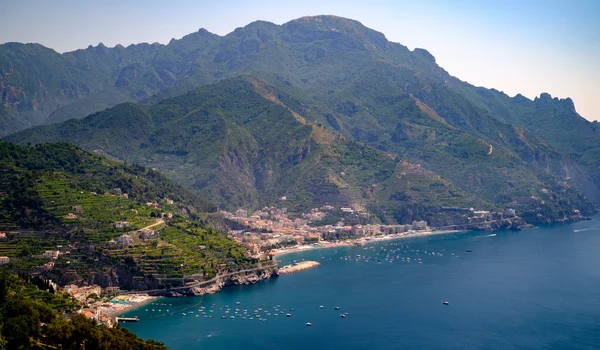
115, 316, 139, 323
279, 261, 320, 274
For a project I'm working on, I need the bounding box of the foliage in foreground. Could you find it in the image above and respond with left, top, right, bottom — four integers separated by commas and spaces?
0, 270, 167, 350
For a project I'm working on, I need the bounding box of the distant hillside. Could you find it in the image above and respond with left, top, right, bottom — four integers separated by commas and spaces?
7, 77, 596, 224
2, 15, 598, 222
0, 141, 256, 289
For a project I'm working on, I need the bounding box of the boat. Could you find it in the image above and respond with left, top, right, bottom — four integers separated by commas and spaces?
340, 314, 346, 318
443, 301, 449, 305
334, 306, 340, 310
286, 313, 292, 317
306, 322, 312, 326
319, 305, 324, 309
182, 313, 186, 316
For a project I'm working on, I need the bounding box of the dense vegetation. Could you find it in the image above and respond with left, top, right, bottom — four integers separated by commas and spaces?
0, 141, 253, 286
0, 270, 167, 350
7, 76, 596, 223
2, 15, 598, 223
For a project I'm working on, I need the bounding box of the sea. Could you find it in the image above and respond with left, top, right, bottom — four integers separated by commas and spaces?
122, 217, 600, 349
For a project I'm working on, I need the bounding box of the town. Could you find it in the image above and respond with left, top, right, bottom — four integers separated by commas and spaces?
219, 204, 517, 257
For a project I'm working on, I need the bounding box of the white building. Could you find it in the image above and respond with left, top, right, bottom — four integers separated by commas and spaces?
43, 250, 60, 260
0, 256, 9, 265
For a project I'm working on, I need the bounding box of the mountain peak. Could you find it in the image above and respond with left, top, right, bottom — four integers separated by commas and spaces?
287, 15, 369, 32
283, 15, 388, 49
413, 48, 436, 63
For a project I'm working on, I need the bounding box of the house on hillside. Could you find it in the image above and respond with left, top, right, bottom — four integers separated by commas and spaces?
115, 234, 134, 245
113, 221, 129, 229
43, 250, 60, 260
0, 256, 9, 265
139, 228, 158, 240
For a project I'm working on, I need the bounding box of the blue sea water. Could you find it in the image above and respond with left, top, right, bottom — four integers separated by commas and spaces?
122, 218, 600, 349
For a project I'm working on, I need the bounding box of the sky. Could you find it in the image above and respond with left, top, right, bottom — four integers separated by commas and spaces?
0, 0, 598, 121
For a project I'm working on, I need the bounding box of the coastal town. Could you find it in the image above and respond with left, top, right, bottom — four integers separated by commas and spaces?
219, 204, 517, 257
0, 202, 519, 328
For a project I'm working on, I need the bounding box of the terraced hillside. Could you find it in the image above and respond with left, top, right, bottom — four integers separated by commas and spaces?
0, 141, 260, 289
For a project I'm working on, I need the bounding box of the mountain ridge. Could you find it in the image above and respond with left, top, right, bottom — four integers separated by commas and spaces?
2, 15, 599, 222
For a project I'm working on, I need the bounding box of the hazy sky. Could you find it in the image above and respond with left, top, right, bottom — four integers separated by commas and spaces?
1, 0, 598, 121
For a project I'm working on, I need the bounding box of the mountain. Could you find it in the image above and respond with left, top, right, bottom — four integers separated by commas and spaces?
7, 77, 595, 224
0, 141, 262, 289
2, 15, 599, 222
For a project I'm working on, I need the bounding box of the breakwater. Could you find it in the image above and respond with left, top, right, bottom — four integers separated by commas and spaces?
279, 261, 320, 274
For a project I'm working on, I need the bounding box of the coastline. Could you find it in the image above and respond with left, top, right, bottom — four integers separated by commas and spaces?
271, 229, 466, 258
98, 294, 159, 318
97, 230, 465, 316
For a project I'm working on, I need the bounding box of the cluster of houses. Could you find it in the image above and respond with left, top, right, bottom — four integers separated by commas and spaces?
222, 205, 431, 255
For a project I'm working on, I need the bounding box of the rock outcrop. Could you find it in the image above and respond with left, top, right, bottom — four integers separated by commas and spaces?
164, 265, 279, 297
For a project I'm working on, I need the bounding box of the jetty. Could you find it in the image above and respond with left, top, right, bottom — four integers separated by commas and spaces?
115, 316, 139, 323
279, 261, 320, 274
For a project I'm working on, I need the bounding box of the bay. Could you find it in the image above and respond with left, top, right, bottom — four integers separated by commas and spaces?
122, 217, 600, 349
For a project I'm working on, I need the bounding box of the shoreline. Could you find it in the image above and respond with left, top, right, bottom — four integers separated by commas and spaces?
271, 229, 467, 258
98, 294, 159, 318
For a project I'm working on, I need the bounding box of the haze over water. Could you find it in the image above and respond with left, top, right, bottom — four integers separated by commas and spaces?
122, 218, 600, 349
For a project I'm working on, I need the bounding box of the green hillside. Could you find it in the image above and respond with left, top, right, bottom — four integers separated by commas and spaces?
0, 141, 254, 288
7, 77, 595, 224
0, 270, 168, 349
2, 15, 598, 223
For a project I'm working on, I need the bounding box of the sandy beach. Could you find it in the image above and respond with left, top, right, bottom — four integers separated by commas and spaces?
98, 294, 158, 318
271, 229, 466, 257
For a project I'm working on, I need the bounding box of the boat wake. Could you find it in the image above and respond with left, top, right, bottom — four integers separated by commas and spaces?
574, 229, 588, 233
486, 233, 497, 237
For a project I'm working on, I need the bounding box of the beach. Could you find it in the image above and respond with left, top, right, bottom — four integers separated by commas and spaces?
271, 229, 465, 257
98, 294, 158, 318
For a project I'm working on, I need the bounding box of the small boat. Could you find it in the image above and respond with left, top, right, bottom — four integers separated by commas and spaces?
334, 306, 340, 310
221, 316, 226, 319
182, 313, 186, 316
286, 313, 292, 317
466, 250, 473, 253
340, 314, 346, 318
443, 301, 449, 305
319, 305, 324, 309
306, 322, 312, 326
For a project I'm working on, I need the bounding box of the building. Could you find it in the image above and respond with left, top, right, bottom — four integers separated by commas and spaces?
43, 250, 60, 260
0, 256, 9, 265
235, 209, 248, 218
104, 286, 121, 294
412, 220, 428, 231
0, 232, 6, 240
115, 234, 134, 246
113, 221, 129, 229
139, 229, 157, 240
